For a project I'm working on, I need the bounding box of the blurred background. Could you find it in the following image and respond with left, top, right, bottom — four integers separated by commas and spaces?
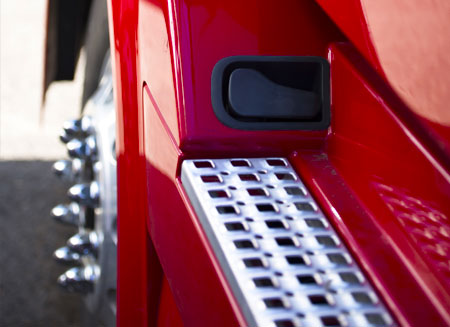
1, 0, 84, 325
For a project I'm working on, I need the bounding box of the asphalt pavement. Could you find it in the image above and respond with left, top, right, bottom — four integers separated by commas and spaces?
0, 161, 81, 327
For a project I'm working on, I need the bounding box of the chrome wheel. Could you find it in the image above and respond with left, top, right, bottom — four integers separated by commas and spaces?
52, 53, 117, 327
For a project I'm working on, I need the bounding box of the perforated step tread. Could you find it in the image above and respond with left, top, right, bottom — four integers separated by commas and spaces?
181, 158, 393, 327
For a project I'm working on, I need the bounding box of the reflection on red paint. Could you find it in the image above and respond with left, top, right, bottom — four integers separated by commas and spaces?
375, 182, 450, 283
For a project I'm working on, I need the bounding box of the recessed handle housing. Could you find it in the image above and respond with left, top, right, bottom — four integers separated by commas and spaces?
211, 56, 330, 130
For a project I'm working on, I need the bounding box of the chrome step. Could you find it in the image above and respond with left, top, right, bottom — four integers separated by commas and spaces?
181, 158, 393, 327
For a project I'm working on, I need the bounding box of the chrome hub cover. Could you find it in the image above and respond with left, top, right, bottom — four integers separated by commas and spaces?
51, 54, 117, 327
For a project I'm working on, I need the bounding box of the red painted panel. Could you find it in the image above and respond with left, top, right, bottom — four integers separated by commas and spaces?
314, 0, 381, 73
138, 0, 181, 145
142, 84, 247, 327
138, 0, 345, 154
178, 0, 345, 153
297, 43, 450, 326
111, 1, 343, 325
359, 0, 450, 128
157, 276, 184, 327
315, 0, 450, 167
109, 0, 450, 325
108, 1, 161, 326
132, 2, 346, 325
292, 152, 448, 327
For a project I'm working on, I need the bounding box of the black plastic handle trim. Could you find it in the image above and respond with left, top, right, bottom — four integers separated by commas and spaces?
211, 56, 330, 131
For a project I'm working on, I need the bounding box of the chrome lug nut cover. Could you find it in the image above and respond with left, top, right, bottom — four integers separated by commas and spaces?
52, 159, 72, 178
62, 118, 82, 136
67, 232, 99, 255
52, 158, 84, 181
59, 130, 72, 144
51, 203, 80, 226
68, 182, 99, 208
60, 117, 93, 144
57, 265, 99, 294
67, 136, 97, 160
52, 53, 117, 324
53, 246, 81, 265
66, 139, 86, 159
62, 116, 94, 138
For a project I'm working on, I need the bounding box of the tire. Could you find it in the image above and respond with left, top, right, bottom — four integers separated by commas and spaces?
81, 0, 110, 111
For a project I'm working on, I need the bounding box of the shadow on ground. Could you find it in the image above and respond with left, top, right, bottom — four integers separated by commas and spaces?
0, 160, 81, 327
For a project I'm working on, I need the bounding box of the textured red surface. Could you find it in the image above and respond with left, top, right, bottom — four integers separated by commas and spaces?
289, 44, 450, 326
323, 43, 450, 326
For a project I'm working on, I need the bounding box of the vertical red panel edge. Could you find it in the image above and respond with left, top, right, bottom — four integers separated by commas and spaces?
107, 0, 164, 326
156, 276, 184, 327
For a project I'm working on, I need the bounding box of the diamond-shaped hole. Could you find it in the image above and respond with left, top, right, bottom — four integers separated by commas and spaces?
276, 237, 296, 247
208, 190, 229, 199
275, 173, 296, 181
327, 253, 349, 265
365, 313, 387, 326
224, 222, 246, 232
275, 319, 295, 327
239, 174, 259, 182
256, 203, 276, 212
216, 205, 237, 215
339, 272, 361, 284
286, 255, 307, 265
265, 219, 286, 229
201, 175, 221, 183
284, 186, 305, 196
352, 292, 373, 304
263, 297, 286, 308
297, 274, 318, 285
234, 239, 256, 249
253, 277, 275, 288
316, 235, 338, 247
267, 159, 286, 167
243, 258, 265, 268
321, 316, 342, 327
294, 202, 315, 212
231, 159, 250, 167
305, 218, 326, 229
308, 294, 330, 306
247, 188, 267, 196
194, 161, 214, 168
